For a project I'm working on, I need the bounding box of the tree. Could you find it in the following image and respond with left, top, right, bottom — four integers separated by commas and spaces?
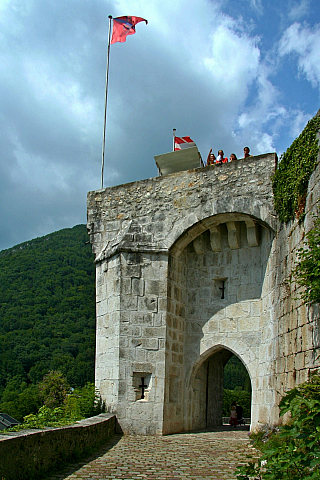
38, 371, 70, 408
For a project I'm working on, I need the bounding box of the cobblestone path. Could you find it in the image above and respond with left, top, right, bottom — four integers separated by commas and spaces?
45, 427, 255, 480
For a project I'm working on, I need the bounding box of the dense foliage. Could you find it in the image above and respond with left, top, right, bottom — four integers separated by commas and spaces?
39, 370, 71, 408
223, 389, 251, 418
236, 374, 320, 480
7, 371, 105, 431
223, 355, 252, 417
0, 225, 96, 420
291, 215, 320, 305
224, 355, 251, 391
272, 113, 320, 222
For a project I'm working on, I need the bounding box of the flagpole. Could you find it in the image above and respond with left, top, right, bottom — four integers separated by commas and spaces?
101, 15, 113, 190
173, 128, 176, 152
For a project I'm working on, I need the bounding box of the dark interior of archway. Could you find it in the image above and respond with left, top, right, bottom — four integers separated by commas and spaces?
223, 355, 252, 419
204, 351, 252, 427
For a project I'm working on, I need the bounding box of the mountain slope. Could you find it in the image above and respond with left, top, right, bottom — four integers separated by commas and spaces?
0, 225, 96, 400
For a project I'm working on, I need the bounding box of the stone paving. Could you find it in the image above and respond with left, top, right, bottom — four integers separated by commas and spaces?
45, 427, 257, 480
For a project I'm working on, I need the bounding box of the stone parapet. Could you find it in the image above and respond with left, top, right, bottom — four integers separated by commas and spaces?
0, 414, 117, 480
87, 153, 278, 262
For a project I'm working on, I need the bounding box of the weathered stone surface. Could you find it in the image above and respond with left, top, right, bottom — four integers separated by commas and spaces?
0, 414, 116, 480
88, 152, 320, 435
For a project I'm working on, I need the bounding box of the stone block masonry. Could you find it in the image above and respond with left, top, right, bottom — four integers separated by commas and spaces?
0, 414, 117, 480
88, 152, 320, 435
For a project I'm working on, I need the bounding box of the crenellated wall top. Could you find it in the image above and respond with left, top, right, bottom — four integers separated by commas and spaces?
87, 153, 279, 262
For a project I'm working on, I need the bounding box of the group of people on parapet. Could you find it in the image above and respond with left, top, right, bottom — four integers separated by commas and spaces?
207, 147, 251, 166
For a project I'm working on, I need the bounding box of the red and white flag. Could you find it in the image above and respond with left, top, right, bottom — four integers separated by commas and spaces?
111, 16, 148, 44
174, 136, 196, 151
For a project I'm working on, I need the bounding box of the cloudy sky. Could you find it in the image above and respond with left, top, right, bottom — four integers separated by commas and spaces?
1, 0, 320, 251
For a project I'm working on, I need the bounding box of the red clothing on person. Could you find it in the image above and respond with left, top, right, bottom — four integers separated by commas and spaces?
215, 157, 228, 164
230, 416, 238, 426
229, 405, 238, 426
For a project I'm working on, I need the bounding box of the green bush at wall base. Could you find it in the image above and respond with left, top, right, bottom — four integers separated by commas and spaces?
235, 374, 320, 480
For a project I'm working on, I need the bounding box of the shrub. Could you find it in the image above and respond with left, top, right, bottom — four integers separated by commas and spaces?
235, 373, 320, 479
65, 382, 105, 420
7, 379, 105, 431
22, 405, 67, 429
39, 371, 70, 408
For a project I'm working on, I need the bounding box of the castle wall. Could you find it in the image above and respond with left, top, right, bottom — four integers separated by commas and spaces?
87, 153, 278, 261
164, 251, 187, 433
88, 152, 320, 435
95, 255, 121, 407
95, 252, 168, 435
269, 159, 320, 425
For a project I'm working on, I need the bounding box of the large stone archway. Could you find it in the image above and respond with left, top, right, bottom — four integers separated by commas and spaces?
87, 153, 320, 435
162, 212, 273, 434
185, 345, 251, 431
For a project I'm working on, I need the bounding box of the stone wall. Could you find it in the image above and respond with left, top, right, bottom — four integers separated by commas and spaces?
87, 153, 278, 259
270, 151, 320, 420
0, 414, 117, 480
87, 152, 320, 435
94, 251, 168, 434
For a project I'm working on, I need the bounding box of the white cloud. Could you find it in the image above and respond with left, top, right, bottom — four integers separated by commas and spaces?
250, 0, 263, 15
288, 109, 312, 137
0, 0, 319, 250
23, 57, 99, 137
204, 18, 260, 88
109, 1, 265, 140
231, 61, 289, 154
288, 0, 310, 21
278, 22, 320, 88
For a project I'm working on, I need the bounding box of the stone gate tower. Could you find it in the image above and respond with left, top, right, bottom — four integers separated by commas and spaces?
87, 152, 320, 435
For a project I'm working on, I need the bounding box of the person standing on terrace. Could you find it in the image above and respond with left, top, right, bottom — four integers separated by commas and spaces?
207, 149, 216, 165
243, 147, 252, 158
216, 150, 228, 164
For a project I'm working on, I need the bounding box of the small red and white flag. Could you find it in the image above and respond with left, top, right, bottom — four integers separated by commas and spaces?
174, 136, 196, 151
111, 16, 148, 44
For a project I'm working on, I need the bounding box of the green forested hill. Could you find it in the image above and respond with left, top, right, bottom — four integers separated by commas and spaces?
224, 355, 251, 391
0, 225, 96, 409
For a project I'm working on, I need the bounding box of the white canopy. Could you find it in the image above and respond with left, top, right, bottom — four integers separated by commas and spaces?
154, 146, 203, 176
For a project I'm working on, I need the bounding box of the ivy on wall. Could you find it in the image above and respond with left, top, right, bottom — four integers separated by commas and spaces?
272, 113, 320, 222
292, 215, 320, 305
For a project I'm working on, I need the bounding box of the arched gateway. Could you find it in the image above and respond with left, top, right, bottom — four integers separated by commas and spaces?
87, 153, 320, 435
